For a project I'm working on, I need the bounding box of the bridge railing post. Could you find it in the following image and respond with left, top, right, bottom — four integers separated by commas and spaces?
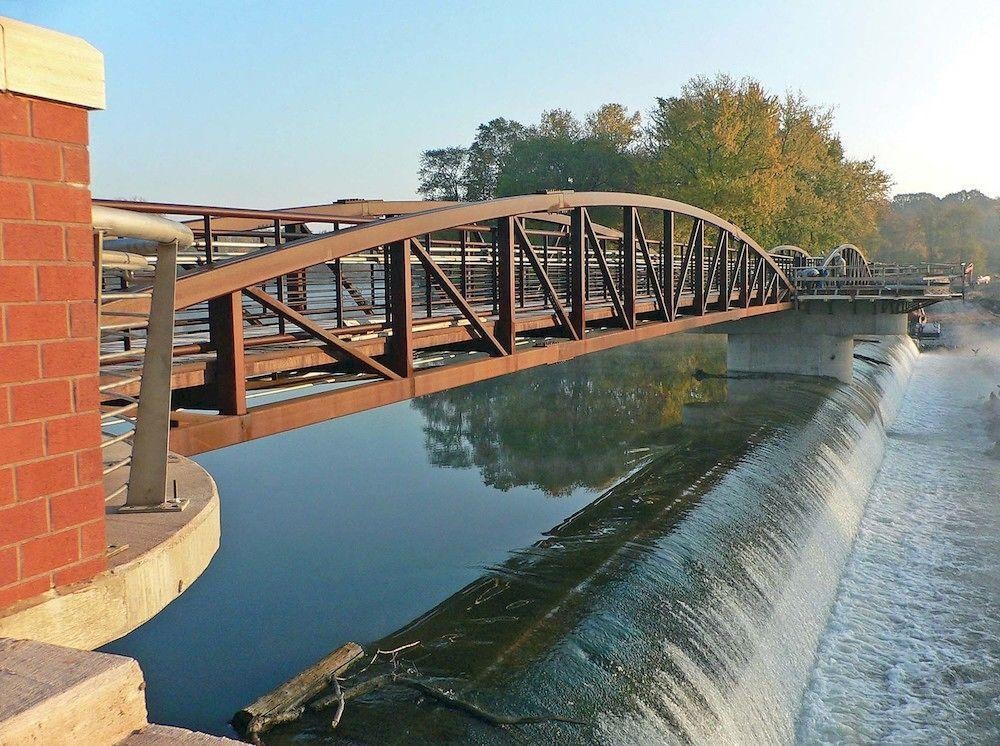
207, 292, 247, 416
496, 217, 517, 354
387, 239, 414, 377
124, 239, 182, 509
622, 207, 637, 329
569, 208, 587, 338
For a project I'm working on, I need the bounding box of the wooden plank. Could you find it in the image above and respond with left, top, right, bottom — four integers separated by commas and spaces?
242, 285, 400, 380
232, 642, 363, 741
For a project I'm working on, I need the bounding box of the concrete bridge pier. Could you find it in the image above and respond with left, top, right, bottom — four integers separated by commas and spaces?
712, 302, 909, 383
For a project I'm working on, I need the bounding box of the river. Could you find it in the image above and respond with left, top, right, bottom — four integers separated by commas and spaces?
102, 313, 998, 744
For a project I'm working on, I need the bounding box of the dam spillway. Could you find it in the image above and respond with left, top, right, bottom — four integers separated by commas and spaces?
100, 328, 998, 743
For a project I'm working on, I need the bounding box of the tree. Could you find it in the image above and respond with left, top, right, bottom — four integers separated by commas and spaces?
643, 76, 890, 251
496, 135, 637, 196
413, 77, 1000, 271
417, 147, 467, 201
463, 118, 531, 200
585, 103, 642, 152
866, 191, 999, 271
538, 108, 583, 140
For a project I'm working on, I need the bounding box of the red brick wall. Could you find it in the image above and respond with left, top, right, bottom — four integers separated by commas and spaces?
0, 90, 105, 609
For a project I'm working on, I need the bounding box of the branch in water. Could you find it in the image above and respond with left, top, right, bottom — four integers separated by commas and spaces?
312, 673, 588, 728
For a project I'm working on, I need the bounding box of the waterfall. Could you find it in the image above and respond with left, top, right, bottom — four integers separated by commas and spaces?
505, 337, 918, 745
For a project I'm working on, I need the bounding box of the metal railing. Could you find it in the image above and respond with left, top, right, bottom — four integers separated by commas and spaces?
94, 206, 193, 512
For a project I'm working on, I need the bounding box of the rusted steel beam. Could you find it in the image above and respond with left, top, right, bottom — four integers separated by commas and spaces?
663, 211, 675, 321
569, 208, 587, 338
387, 239, 413, 378
242, 285, 400, 380
207, 292, 247, 415
634, 211, 667, 320
496, 217, 517, 354
584, 212, 627, 327
717, 232, 730, 312
513, 219, 579, 341
693, 221, 706, 315
750, 254, 765, 306
622, 207, 637, 329
674, 219, 702, 316
733, 240, 749, 308
101, 194, 788, 315
704, 229, 726, 314
409, 236, 506, 357
168, 302, 794, 455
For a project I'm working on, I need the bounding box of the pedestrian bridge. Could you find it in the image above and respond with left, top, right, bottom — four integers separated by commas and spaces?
91, 192, 963, 511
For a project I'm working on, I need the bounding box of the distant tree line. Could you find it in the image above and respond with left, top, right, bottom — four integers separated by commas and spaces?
865, 191, 998, 273
417, 75, 997, 271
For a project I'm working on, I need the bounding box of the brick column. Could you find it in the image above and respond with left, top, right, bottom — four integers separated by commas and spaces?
0, 17, 106, 608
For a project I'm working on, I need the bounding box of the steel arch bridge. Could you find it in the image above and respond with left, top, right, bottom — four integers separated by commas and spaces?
97, 192, 800, 454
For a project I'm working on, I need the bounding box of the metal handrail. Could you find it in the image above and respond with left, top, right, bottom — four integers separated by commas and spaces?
95, 205, 194, 512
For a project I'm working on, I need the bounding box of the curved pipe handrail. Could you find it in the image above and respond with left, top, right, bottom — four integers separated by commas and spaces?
92, 205, 195, 248
104, 192, 793, 312
771, 244, 812, 260
821, 243, 868, 267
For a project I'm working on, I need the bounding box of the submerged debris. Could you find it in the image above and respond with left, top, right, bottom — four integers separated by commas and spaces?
234, 640, 589, 741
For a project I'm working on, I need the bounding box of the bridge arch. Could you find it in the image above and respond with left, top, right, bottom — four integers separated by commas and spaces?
143, 192, 793, 310
97, 191, 798, 453
821, 243, 872, 278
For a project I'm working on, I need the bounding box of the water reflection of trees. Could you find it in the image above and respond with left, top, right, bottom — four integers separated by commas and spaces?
412, 335, 727, 495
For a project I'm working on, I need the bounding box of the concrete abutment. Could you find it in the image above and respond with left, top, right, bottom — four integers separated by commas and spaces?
711, 302, 909, 383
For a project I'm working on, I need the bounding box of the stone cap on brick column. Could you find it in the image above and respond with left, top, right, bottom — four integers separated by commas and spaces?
0, 16, 105, 110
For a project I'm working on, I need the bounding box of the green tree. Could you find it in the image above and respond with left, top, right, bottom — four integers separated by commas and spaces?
643, 76, 889, 252
463, 118, 531, 200
496, 135, 637, 196
417, 146, 467, 200
586, 103, 642, 152
538, 108, 583, 140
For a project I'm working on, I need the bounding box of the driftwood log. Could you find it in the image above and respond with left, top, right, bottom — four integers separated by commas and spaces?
231, 642, 363, 742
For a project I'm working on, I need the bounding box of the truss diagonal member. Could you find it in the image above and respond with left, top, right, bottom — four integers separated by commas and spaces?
674, 219, 702, 314
513, 219, 580, 341
705, 229, 727, 307
632, 212, 667, 319
750, 255, 765, 305
242, 285, 401, 380
408, 237, 507, 357
730, 240, 748, 305
583, 212, 627, 325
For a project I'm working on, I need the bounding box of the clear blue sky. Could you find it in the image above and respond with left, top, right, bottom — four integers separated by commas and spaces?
4, 0, 998, 206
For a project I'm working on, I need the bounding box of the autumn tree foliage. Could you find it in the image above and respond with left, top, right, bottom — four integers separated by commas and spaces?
416, 75, 995, 269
